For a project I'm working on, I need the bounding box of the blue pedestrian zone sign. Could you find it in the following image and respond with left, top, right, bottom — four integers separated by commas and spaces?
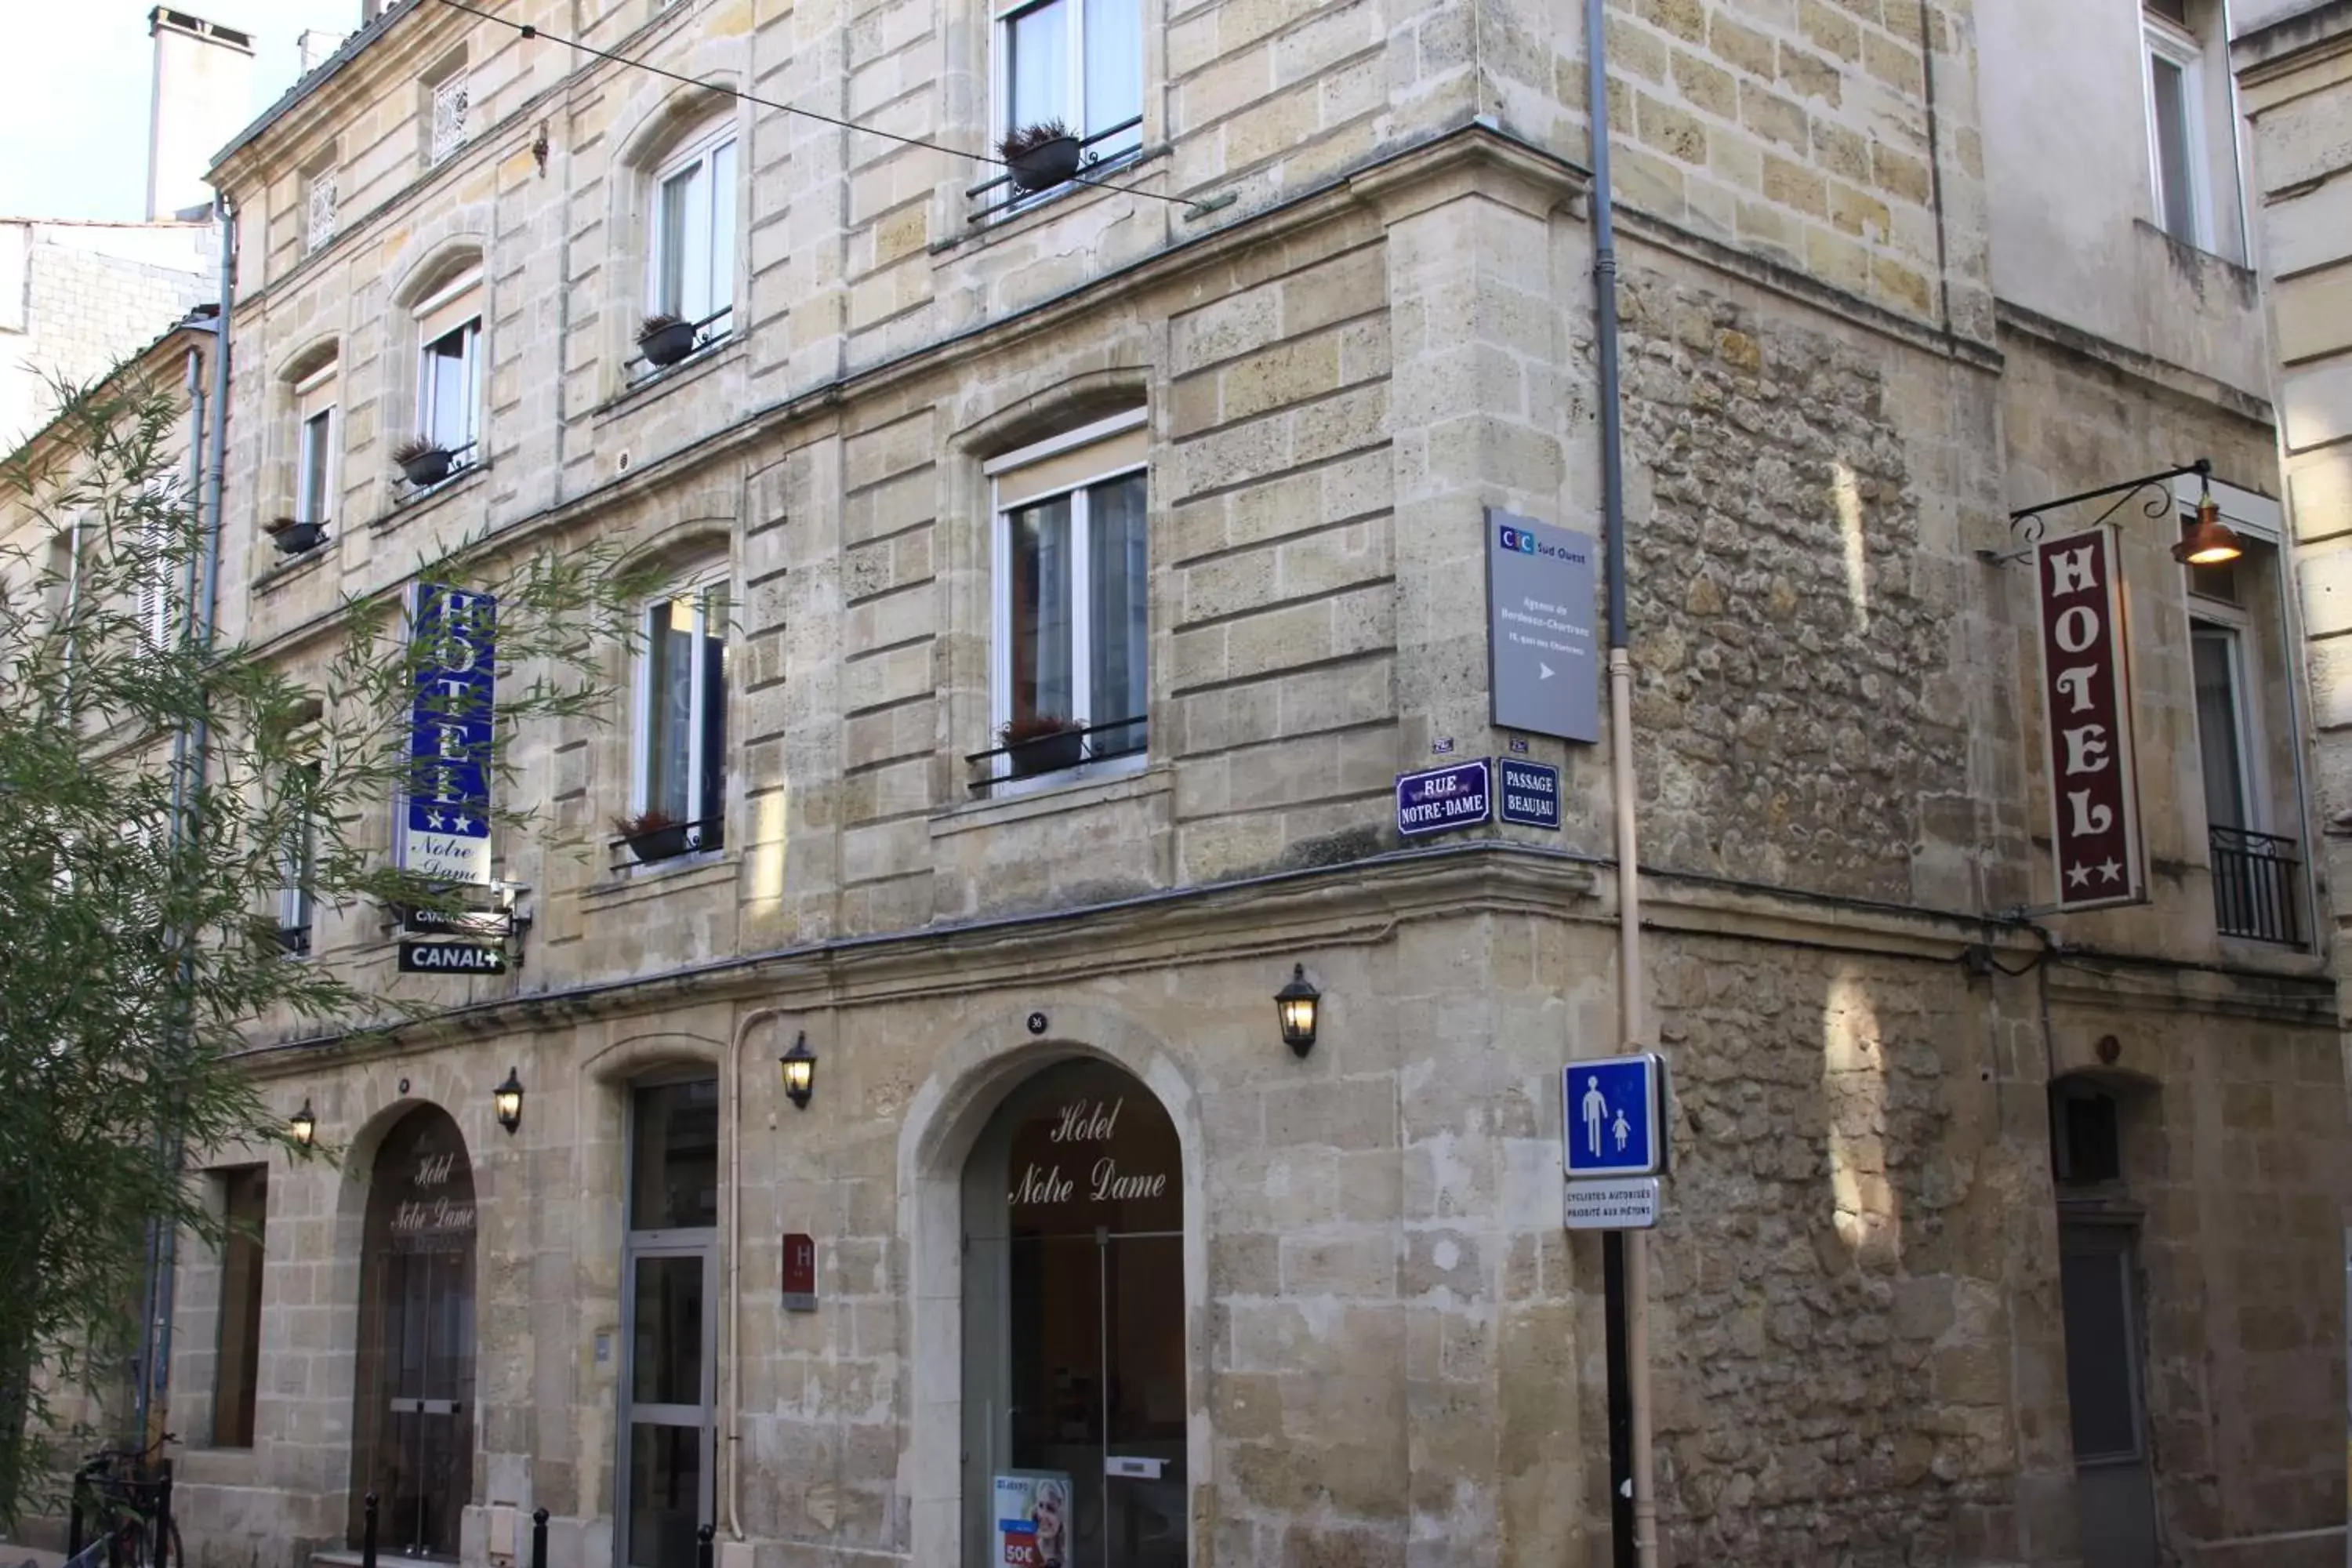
1563, 1054, 1666, 1178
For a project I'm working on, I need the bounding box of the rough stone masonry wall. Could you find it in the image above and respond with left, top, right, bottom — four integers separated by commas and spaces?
1616, 264, 1976, 904
1647, 934, 2038, 1566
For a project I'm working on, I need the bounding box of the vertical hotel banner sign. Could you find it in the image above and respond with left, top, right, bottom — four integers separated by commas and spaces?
2034, 528, 2144, 911
401, 582, 496, 887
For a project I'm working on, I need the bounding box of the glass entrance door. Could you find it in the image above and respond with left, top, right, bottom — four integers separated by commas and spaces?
962, 1061, 1186, 1568
619, 1077, 719, 1568
970, 1230, 1185, 1568
621, 1247, 714, 1568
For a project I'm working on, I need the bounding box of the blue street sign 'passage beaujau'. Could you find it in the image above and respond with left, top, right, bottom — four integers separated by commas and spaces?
1497, 759, 1561, 829
1563, 1054, 1665, 1178
1395, 760, 1492, 838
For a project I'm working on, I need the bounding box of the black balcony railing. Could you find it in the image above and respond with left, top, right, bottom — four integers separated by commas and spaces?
610, 814, 724, 873
965, 117, 1145, 224
2210, 824, 2303, 946
965, 714, 1146, 797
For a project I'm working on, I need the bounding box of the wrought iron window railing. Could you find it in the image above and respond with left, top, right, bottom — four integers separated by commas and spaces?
610, 814, 724, 873
629, 306, 735, 382
393, 441, 480, 501
965, 714, 1146, 797
965, 117, 1145, 225
2209, 825, 2303, 946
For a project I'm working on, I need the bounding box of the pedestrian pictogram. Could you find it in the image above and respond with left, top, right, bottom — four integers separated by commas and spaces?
1562, 1054, 1664, 1179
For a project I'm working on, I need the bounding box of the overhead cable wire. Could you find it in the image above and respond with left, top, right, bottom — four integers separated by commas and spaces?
430, 0, 1218, 212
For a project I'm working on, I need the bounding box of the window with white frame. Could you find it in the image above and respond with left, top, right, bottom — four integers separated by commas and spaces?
631, 580, 728, 855
648, 127, 737, 344
996, 0, 1142, 179
304, 166, 338, 255
986, 410, 1149, 781
277, 761, 320, 955
2143, 17, 2203, 247
136, 484, 175, 650
292, 361, 337, 527
412, 270, 482, 467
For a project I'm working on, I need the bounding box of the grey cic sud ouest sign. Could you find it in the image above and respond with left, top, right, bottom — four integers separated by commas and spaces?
1485, 507, 1600, 745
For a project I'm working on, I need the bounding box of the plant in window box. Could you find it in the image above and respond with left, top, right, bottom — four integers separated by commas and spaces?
390, 435, 454, 488
264, 514, 327, 554
999, 120, 1084, 194
612, 807, 694, 865
637, 311, 700, 368
998, 713, 1087, 777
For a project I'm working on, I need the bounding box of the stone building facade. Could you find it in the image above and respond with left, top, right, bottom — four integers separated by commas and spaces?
107, 0, 2352, 1565
0, 219, 217, 451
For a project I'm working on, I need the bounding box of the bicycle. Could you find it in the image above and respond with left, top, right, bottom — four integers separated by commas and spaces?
67, 1432, 184, 1568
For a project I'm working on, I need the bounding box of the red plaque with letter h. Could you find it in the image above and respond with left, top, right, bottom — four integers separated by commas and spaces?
781, 1232, 817, 1312
2034, 527, 2146, 912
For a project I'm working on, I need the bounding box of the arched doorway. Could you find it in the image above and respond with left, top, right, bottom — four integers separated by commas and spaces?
960, 1059, 1185, 1568
347, 1105, 477, 1558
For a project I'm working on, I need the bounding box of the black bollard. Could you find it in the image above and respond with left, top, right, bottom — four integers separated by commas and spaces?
695, 1523, 713, 1568
361, 1493, 379, 1568
530, 1509, 548, 1568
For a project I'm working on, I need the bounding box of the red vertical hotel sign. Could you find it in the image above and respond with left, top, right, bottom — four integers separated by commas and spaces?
2034, 527, 2145, 911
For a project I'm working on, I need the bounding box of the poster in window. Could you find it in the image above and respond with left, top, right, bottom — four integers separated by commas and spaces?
993, 1472, 1073, 1568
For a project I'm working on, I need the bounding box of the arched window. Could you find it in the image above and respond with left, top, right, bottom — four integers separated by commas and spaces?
960, 1059, 1185, 1566
395, 249, 485, 484
646, 121, 737, 344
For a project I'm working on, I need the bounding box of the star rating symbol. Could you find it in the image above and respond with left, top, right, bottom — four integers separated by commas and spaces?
2066, 862, 2090, 887
452, 815, 474, 834
2096, 858, 2122, 883
426, 809, 448, 830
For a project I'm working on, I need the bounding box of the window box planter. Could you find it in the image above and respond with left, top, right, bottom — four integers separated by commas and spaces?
1001, 122, 1083, 193
268, 519, 326, 554
1004, 726, 1086, 778
637, 315, 699, 368
393, 440, 455, 488
623, 823, 691, 863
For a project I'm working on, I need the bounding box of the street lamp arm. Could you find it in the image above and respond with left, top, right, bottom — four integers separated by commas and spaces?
2005, 458, 2211, 546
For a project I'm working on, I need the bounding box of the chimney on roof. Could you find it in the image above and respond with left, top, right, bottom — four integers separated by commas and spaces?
147, 8, 255, 221
297, 28, 342, 73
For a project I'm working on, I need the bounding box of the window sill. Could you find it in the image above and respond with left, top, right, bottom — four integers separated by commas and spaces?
583, 850, 734, 906
935, 143, 1169, 257
2132, 219, 2256, 281
372, 459, 489, 533
253, 538, 332, 595
933, 757, 1167, 839
595, 334, 744, 424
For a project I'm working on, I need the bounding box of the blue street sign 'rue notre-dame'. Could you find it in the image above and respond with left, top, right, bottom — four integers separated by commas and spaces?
1563, 1054, 1666, 1178
1395, 760, 1492, 838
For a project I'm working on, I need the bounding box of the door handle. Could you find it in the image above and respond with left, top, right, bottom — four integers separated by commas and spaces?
421, 1399, 462, 1416
389, 1398, 422, 1413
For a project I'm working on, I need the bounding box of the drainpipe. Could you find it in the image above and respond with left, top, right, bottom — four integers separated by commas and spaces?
1584, 5, 1659, 1568
722, 1007, 787, 1541
137, 193, 236, 1449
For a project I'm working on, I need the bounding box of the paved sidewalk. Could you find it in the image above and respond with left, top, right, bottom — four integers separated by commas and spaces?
2, 1544, 67, 1568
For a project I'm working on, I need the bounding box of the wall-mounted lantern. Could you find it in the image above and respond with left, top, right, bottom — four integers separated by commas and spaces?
780, 1033, 818, 1110
289, 1098, 317, 1149
492, 1066, 524, 1134
1275, 964, 1322, 1058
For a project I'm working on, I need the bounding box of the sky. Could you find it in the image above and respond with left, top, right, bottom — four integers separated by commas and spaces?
1, 1, 350, 222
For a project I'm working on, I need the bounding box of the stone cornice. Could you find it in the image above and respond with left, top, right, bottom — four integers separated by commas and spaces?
1994, 300, 2277, 428
229, 841, 1604, 1071
2232, 0, 2352, 85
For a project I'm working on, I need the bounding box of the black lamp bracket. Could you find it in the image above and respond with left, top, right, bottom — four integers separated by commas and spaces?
1978, 458, 2210, 564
